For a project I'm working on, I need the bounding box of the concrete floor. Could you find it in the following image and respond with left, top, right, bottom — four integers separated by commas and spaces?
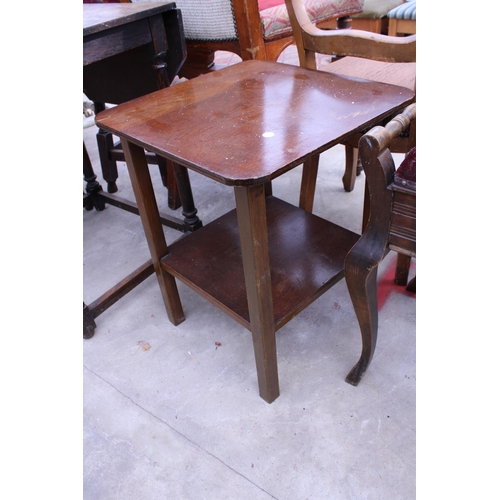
83, 51, 416, 500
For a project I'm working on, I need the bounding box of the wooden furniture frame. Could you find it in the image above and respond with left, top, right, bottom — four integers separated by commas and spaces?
344, 103, 416, 385
351, 0, 404, 35
285, 0, 415, 194
84, 1, 185, 206
388, 17, 415, 36
95, 59, 414, 402
388, 0, 416, 37
83, 143, 202, 339
184, 0, 360, 75
127, 0, 364, 78
83, 2, 203, 339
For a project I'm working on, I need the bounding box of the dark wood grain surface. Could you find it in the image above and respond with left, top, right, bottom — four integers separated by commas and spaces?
83, 2, 176, 36
161, 196, 359, 330
95, 59, 415, 401
96, 59, 415, 185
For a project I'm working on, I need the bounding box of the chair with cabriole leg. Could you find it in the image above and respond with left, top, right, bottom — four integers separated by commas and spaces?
344, 103, 416, 386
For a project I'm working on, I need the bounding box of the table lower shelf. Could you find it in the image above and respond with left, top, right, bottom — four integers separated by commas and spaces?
161, 196, 360, 331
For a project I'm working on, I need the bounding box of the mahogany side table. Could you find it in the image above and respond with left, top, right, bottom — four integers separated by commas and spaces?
95, 60, 414, 403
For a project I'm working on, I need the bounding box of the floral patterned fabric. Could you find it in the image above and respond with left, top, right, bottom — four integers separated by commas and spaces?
260, 0, 364, 40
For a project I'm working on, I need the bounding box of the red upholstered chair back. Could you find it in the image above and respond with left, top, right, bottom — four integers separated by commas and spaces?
258, 0, 285, 9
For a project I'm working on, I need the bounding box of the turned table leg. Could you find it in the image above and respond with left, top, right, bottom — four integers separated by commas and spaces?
83, 142, 106, 212
235, 185, 279, 403
172, 162, 203, 231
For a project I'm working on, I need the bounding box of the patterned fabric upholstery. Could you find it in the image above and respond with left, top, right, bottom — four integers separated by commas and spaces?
133, 1, 364, 42
261, 0, 364, 40
352, 0, 403, 20
258, 0, 284, 8
387, 0, 416, 20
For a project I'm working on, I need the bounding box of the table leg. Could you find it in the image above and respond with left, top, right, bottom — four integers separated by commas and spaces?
84, 302, 96, 339
342, 145, 359, 193
172, 162, 203, 231
83, 142, 105, 211
121, 139, 185, 326
157, 155, 182, 210
234, 185, 279, 404
149, 13, 173, 89
94, 102, 119, 193
299, 154, 320, 213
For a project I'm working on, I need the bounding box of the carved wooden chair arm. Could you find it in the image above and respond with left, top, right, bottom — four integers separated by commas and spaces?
285, 0, 416, 63
358, 102, 416, 232
344, 102, 416, 387
359, 102, 416, 169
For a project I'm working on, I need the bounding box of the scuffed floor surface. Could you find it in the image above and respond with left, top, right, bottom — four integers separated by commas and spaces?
83, 47, 416, 500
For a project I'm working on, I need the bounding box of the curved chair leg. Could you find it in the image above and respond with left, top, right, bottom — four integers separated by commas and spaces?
344, 255, 380, 386
406, 276, 416, 293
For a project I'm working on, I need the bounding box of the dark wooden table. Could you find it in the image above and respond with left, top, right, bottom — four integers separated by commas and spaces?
83, 2, 202, 339
83, 1, 189, 218
95, 59, 415, 402
83, 1, 186, 106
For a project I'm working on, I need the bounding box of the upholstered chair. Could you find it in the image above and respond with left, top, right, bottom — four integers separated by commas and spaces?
351, 0, 404, 34
388, 0, 416, 36
285, 0, 415, 198
130, 0, 365, 77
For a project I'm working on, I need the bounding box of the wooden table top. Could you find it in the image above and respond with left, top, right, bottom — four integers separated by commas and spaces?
83, 1, 176, 36
95, 60, 415, 186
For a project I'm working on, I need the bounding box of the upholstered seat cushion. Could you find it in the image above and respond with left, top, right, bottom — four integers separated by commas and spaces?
394, 146, 416, 190
387, 0, 416, 20
259, 0, 364, 40
352, 0, 403, 20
